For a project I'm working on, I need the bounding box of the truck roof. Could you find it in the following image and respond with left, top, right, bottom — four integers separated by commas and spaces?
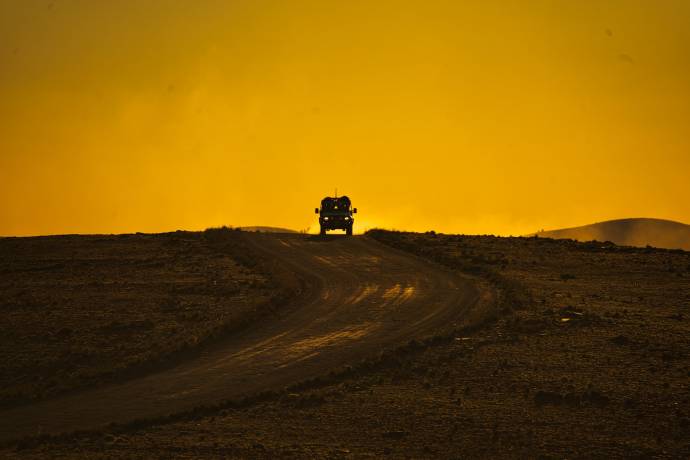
321, 195, 351, 205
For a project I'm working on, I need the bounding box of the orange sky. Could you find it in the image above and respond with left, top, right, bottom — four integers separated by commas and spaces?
1, 0, 689, 236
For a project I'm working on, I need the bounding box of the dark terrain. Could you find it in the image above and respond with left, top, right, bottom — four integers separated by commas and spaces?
1, 229, 689, 458
0, 229, 486, 446
0, 230, 273, 408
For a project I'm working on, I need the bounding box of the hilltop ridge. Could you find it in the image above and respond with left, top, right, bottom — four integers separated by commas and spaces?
534, 218, 690, 250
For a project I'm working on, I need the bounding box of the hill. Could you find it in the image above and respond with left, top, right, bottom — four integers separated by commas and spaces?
534, 218, 690, 250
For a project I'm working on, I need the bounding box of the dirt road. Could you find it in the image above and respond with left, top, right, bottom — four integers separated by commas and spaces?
0, 234, 485, 443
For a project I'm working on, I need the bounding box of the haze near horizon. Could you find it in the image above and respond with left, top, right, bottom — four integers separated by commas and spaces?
2, 1, 689, 236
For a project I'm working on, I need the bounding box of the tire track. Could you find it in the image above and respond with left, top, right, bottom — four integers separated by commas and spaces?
0, 233, 486, 443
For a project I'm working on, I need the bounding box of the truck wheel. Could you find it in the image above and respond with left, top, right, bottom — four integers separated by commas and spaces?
346, 226, 353, 236
320, 226, 326, 235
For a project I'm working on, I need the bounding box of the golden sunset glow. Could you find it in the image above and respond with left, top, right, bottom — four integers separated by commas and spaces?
2, 1, 689, 236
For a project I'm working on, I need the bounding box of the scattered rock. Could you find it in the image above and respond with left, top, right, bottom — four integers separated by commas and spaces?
679, 417, 690, 431
514, 318, 549, 334
623, 398, 637, 409
534, 389, 609, 407
583, 390, 610, 407
662, 351, 680, 362
382, 430, 409, 440
563, 392, 582, 406
56, 327, 73, 338
534, 390, 563, 406
559, 307, 584, 317
610, 335, 630, 346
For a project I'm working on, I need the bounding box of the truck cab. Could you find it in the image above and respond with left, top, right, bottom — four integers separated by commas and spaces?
315, 196, 357, 235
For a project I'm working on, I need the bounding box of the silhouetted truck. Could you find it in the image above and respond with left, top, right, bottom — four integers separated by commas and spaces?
315, 196, 357, 235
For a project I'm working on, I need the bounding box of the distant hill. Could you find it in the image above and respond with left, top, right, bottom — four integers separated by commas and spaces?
238, 226, 298, 234
534, 218, 690, 250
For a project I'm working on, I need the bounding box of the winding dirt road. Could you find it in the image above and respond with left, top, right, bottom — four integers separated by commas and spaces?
0, 234, 487, 443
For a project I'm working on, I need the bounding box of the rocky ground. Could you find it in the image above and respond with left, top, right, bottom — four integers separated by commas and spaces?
2, 230, 689, 458
0, 228, 271, 408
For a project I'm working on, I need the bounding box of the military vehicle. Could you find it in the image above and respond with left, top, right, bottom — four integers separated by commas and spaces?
315, 195, 357, 235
